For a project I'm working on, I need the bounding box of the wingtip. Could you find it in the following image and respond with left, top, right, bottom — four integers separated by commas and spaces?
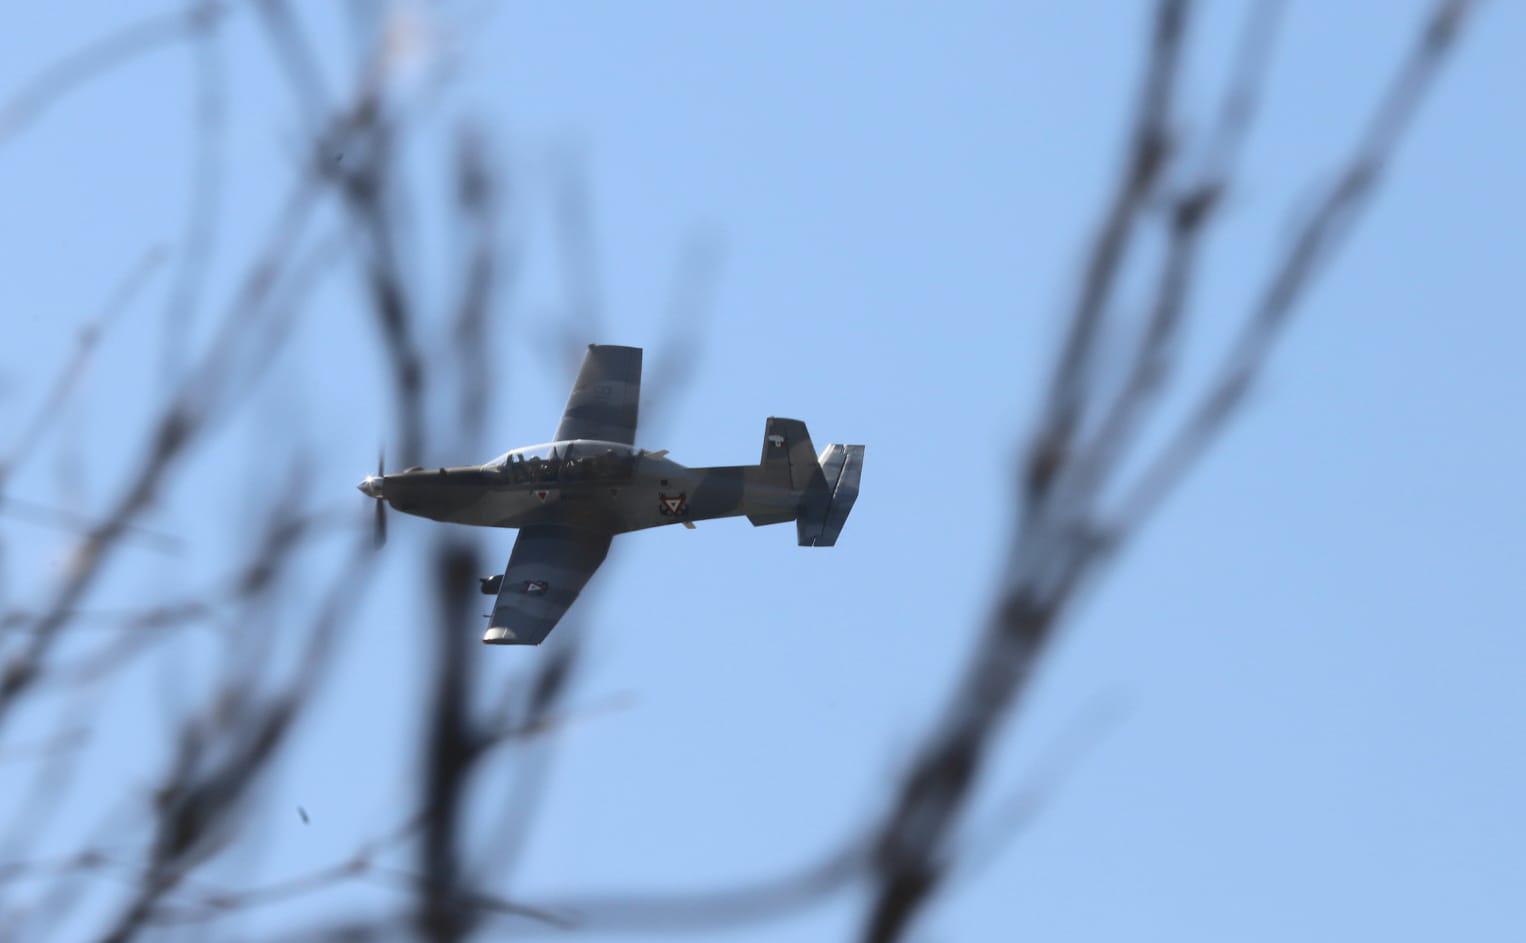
483, 626, 517, 644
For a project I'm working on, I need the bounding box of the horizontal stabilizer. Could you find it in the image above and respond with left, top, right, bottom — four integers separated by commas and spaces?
797, 444, 864, 547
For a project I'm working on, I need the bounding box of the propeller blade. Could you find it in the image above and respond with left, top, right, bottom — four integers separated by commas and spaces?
373, 447, 387, 548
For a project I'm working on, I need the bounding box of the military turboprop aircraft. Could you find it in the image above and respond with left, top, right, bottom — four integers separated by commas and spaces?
357, 344, 864, 645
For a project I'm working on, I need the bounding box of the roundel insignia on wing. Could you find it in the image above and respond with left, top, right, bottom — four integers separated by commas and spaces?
658, 492, 687, 516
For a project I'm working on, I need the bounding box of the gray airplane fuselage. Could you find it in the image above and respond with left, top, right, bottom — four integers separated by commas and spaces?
373, 439, 798, 534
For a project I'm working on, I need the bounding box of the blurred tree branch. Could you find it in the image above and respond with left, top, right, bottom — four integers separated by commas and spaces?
860, 2, 1478, 940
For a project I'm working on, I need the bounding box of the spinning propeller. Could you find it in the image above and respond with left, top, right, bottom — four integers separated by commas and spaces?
358, 448, 387, 548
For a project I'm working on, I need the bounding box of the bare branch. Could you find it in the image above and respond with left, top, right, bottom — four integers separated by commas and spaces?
1026, 0, 1190, 509
1114, 0, 1479, 533
0, 248, 167, 481
0, 2, 227, 149
858, 2, 1479, 940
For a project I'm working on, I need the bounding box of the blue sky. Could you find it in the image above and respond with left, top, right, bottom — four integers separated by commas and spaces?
1, 2, 1522, 939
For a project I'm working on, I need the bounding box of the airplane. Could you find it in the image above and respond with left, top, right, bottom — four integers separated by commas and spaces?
357, 344, 864, 645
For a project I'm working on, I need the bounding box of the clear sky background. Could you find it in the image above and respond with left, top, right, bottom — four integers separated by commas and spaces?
1, 2, 1522, 940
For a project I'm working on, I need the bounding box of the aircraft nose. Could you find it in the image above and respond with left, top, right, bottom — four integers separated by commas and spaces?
357, 475, 384, 498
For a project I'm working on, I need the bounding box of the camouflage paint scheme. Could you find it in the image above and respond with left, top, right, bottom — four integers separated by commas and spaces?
358, 345, 864, 645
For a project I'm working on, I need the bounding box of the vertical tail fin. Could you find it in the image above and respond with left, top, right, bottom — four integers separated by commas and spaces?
746, 417, 819, 526
759, 417, 819, 491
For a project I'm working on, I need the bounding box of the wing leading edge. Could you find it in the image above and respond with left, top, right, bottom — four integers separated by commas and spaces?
554, 344, 642, 445
484, 525, 612, 645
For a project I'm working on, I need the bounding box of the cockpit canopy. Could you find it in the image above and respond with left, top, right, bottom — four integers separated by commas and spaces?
482, 439, 640, 484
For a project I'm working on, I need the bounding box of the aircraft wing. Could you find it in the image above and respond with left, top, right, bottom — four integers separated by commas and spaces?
483, 525, 613, 645
554, 344, 642, 445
